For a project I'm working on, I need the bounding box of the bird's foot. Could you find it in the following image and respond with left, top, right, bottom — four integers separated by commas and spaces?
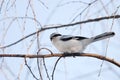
62, 52, 81, 57
62, 52, 71, 57
72, 53, 81, 57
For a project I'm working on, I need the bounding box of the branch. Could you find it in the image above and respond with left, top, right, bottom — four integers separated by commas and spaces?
0, 15, 120, 48
43, 58, 51, 80
52, 57, 62, 80
24, 58, 39, 80
0, 53, 120, 68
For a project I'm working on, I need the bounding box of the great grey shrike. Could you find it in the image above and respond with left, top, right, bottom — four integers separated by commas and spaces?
50, 32, 115, 53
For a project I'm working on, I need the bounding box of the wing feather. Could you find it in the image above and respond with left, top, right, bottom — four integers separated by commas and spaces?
60, 35, 88, 41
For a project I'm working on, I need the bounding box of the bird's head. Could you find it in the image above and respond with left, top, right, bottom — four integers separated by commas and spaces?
50, 32, 61, 40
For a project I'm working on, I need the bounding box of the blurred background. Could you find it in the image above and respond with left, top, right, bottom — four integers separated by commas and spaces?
0, 0, 120, 80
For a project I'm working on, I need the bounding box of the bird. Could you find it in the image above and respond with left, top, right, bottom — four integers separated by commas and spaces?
50, 32, 115, 53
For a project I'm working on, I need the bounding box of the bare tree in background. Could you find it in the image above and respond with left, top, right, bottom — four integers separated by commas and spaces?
0, 0, 120, 80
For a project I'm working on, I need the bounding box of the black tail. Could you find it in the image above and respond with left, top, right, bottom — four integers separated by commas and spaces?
92, 32, 115, 42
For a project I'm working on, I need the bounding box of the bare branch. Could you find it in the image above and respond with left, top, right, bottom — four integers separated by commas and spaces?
36, 33, 43, 80
43, 58, 51, 80
0, 53, 120, 68
0, 15, 120, 49
24, 58, 39, 80
52, 57, 62, 80
36, 48, 52, 80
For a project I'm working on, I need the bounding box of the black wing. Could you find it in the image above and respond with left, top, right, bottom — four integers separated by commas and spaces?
60, 35, 88, 41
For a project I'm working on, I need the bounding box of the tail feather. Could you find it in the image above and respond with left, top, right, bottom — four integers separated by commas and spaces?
92, 32, 115, 42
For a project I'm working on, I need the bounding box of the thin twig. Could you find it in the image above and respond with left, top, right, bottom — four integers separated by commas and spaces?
6, 0, 16, 11
71, 0, 98, 22
36, 57, 43, 80
36, 48, 53, 80
0, 15, 120, 48
43, 57, 51, 80
98, 5, 120, 77
0, 0, 4, 12
38, 0, 48, 9
52, 57, 62, 80
37, 48, 53, 80
37, 48, 42, 80
36, 30, 43, 80
24, 58, 39, 80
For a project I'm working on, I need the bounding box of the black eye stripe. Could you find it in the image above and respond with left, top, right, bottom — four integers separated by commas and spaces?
50, 33, 61, 40
52, 34, 61, 37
